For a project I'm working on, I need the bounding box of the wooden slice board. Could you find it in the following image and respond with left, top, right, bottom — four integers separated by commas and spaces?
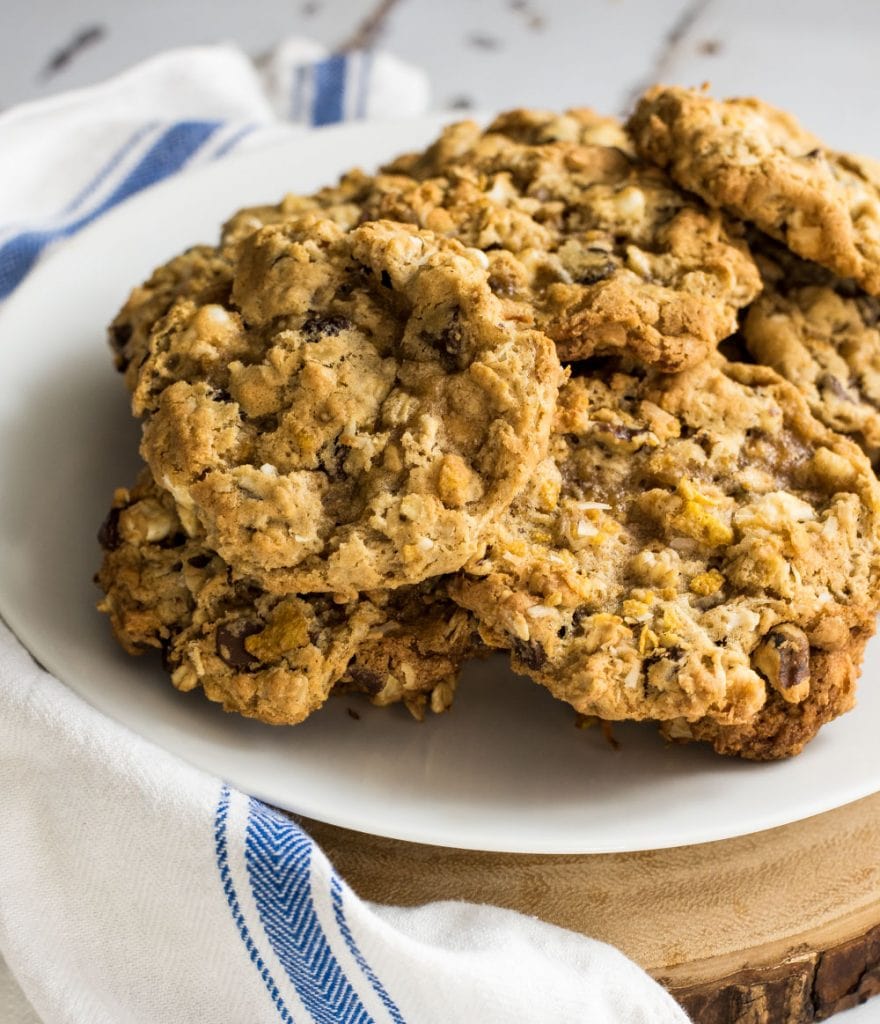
297, 791, 880, 1022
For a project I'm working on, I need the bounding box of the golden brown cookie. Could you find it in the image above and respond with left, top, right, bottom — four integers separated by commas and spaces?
392, 107, 635, 168
220, 109, 761, 371
628, 85, 880, 295
135, 215, 563, 594
96, 472, 482, 724
742, 240, 880, 464
450, 358, 880, 755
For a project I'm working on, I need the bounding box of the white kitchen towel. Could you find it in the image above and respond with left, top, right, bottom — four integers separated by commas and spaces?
0, 43, 689, 1024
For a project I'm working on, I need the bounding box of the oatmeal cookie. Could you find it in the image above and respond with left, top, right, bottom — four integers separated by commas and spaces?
628, 85, 880, 295
109, 245, 234, 396
219, 108, 634, 249
391, 108, 634, 172
220, 110, 760, 371
381, 110, 760, 368
96, 472, 481, 724
219, 110, 632, 246
449, 358, 880, 753
136, 215, 563, 593
744, 283, 880, 464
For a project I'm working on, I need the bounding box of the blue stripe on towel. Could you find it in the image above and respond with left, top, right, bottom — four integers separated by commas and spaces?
0, 123, 157, 251
245, 798, 375, 1024
330, 873, 406, 1024
212, 123, 258, 159
60, 122, 159, 216
312, 54, 347, 126
214, 785, 296, 1023
0, 119, 221, 299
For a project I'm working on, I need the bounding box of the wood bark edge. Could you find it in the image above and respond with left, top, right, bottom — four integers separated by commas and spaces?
664, 923, 880, 1022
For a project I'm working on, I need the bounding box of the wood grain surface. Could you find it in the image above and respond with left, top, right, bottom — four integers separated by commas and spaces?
298, 792, 880, 1022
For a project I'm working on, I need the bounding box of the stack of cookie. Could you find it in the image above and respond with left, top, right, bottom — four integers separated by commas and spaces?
97, 87, 880, 759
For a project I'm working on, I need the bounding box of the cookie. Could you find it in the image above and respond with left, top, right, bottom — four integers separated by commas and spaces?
219, 175, 369, 249
219, 110, 633, 252
96, 472, 482, 724
135, 215, 563, 594
628, 85, 880, 295
389, 108, 635, 172
109, 245, 234, 397
384, 110, 760, 368
219, 110, 760, 371
744, 283, 880, 463
449, 358, 880, 755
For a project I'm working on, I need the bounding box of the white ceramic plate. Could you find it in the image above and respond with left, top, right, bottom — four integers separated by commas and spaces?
2, 116, 879, 854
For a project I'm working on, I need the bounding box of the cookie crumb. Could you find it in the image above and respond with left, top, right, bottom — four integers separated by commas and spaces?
601, 721, 621, 751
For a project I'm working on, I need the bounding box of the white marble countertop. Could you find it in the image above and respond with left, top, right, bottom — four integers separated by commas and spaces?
5, 0, 880, 155
3, 1, 880, 1020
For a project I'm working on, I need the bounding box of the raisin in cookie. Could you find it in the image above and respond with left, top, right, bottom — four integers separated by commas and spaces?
96, 472, 482, 724
136, 215, 563, 594
449, 358, 880, 757
628, 85, 880, 295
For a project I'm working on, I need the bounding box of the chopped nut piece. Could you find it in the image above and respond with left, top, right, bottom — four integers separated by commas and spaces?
752, 624, 811, 704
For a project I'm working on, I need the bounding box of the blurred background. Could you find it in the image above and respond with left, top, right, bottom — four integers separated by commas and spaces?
4, 0, 880, 151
